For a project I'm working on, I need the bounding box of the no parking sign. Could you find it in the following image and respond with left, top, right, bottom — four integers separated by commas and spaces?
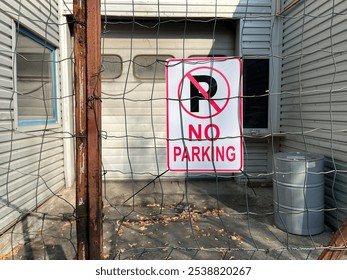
166, 57, 243, 172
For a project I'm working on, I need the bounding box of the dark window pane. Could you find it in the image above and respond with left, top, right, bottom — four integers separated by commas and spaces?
243, 59, 269, 128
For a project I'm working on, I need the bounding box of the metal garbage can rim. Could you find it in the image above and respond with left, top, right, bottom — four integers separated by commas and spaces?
274, 151, 324, 162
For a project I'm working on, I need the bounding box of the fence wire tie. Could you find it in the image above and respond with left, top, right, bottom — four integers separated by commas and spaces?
88, 95, 102, 103
72, 19, 86, 27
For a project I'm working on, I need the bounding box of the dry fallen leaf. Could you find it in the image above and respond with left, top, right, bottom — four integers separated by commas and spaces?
146, 203, 161, 207
193, 226, 201, 231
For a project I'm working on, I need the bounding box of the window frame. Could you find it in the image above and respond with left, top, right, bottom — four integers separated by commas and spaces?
242, 58, 270, 131
14, 25, 59, 128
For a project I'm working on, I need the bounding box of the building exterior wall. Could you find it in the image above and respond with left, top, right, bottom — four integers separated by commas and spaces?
64, 0, 274, 56
0, 0, 66, 234
63, 0, 281, 182
280, 0, 347, 228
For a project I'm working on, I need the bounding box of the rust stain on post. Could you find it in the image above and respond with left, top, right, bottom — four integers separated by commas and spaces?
86, 0, 103, 260
74, 0, 89, 260
74, 0, 103, 261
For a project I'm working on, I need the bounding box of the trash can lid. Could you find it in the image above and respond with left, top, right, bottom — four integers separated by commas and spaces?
274, 151, 324, 162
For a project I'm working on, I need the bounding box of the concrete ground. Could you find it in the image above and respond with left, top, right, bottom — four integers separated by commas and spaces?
0, 178, 345, 260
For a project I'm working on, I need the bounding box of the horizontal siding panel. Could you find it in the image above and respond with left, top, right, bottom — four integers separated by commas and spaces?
283, 46, 347, 72
0, 168, 64, 208
0, 9, 13, 93
282, 72, 347, 90
0, 33, 12, 50
0, 130, 65, 143
0, 171, 64, 210
281, 102, 347, 113
103, 114, 165, 123
0, 78, 12, 90
0, 0, 59, 46
0, 143, 63, 168
0, 17, 12, 52
104, 138, 166, 149
103, 149, 167, 179
102, 101, 165, 115
64, 0, 272, 17
0, 99, 13, 110
1, 166, 64, 203
283, 22, 347, 56
102, 39, 233, 52
280, 89, 347, 104
0, 135, 62, 154
0, 176, 64, 233
280, 119, 346, 132
324, 158, 347, 229
0, 153, 64, 187
0, 121, 14, 132
282, 51, 347, 75
280, 112, 347, 122
102, 85, 166, 98
0, 110, 13, 121
0, 87, 13, 98
103, 118, 165, 134
279, 139, 347, 163
277, 127, 346, 143
0, 65, 12, 79
282, 2, 345, 47
240, 139, 270, 179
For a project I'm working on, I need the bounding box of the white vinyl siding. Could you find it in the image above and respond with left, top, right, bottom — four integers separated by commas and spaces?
280, 0, 347, 228
101, 21, 237, 180
64, 0, 273, 56
0, 0, 65, 234
64, 0, 277, 182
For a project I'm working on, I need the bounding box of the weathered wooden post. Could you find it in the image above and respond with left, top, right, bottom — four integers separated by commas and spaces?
74, 0, 103, 260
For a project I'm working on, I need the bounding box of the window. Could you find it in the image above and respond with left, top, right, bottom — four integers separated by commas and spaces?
185, 57, 270, 129
16, 27, 57, 126
133, 55, 174, 80
243, 59, 269, 129
101, 55, 122, 79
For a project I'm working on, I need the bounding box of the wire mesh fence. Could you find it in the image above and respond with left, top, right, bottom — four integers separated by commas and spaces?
0, 0, 347, 260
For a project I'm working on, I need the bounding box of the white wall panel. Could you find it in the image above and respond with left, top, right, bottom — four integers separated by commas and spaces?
0, 1, 65, 234
280, 0, 347, 229
64, 1, 277, 182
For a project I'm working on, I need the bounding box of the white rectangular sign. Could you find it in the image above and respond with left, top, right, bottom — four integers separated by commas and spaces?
166, 57, 243, 172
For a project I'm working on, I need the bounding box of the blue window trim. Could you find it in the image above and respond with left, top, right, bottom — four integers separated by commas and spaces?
17, 27, 58, 126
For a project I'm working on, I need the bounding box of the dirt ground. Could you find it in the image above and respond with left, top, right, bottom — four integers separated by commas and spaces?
0, 179, 345, 260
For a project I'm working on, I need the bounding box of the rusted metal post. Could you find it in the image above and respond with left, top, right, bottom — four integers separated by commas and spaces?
74, 0, 103, 260
85, 0, 103, 260
318, 218, 347, 260
73, 0, 89, 260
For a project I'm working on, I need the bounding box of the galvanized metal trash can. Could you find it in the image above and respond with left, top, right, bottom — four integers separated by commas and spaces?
273, 151, 325, 235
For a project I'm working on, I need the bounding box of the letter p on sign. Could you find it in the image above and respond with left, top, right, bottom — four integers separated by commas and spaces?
166, 57, 243, 172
